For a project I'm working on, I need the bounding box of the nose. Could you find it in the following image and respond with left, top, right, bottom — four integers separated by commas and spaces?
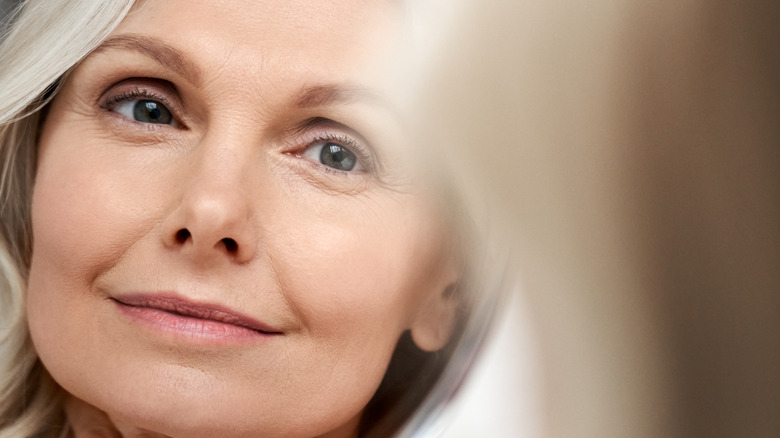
161, 152, 258, 265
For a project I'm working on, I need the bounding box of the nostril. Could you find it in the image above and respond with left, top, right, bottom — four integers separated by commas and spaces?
221, 238, 238, 253
175, 228, 191, 243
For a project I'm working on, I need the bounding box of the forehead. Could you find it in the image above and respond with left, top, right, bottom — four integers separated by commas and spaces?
114, 0, 403, 80
123, 0, 400, 36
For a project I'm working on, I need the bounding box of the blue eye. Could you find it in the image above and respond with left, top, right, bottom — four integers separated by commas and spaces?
113, 99, 174, 125
302, 140, 363, 172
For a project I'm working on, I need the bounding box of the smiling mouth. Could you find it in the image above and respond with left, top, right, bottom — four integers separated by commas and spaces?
111, 294, 282, 340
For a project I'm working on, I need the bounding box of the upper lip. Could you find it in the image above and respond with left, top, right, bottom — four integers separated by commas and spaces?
111, 293, 283, 335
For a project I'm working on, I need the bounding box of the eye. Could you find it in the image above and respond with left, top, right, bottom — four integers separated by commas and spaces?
112, 99, 174, 125
301, 140, 364, 172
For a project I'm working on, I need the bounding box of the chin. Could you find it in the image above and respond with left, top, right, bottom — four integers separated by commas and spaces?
63, 369, 362, 438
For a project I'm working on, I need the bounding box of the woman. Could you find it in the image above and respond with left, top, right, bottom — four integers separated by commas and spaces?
0, 1, 491, 437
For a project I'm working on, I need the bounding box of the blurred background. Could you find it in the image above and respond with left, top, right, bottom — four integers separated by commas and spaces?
419, 1, 780, 437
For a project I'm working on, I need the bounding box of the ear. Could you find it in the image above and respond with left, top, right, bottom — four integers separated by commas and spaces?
410, 281, 460, 352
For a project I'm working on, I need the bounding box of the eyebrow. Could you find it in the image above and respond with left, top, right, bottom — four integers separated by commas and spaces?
91, 34, 202, 85
294, 84, 392, 110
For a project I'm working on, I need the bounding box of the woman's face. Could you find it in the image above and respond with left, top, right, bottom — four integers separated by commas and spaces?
27, 1, 457, 437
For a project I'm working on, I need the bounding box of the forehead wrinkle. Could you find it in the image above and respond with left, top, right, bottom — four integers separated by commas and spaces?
92, 34, 202, 86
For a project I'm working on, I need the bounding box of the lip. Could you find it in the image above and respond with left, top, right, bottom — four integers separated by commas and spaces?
111, 293, 282, 342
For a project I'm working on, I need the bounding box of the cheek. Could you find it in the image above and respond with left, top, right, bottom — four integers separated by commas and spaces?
31, 158, 124, 283
30, 112, 174, 285
27, 116, 165, 368
272, 195, 441, 339
26, 126, 105, 387
251, 199, 444, 425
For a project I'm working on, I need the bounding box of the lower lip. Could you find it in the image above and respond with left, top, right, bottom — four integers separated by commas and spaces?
114, 301, 273, 343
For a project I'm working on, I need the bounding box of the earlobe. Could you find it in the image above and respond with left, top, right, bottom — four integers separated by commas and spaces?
410, 284, 459, 352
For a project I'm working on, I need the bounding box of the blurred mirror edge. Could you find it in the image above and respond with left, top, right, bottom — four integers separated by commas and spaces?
411, 0, 780, 437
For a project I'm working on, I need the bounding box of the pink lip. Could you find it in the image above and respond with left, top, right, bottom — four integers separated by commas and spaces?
111, 293, 282, 342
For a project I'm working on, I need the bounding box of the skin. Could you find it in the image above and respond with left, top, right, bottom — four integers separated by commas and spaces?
26, 1, 458, 437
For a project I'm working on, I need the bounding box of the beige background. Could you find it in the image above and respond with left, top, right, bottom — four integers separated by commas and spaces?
419, 1, 780, 437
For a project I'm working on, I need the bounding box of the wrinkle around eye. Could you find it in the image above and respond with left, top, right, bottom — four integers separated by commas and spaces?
95, 113, 193, 150
271, 157, 374, 197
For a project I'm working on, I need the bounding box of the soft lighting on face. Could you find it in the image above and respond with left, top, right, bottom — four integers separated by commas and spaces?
25, 1, 459, 437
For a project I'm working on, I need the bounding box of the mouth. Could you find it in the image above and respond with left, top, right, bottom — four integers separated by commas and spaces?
111, 293, 282, 341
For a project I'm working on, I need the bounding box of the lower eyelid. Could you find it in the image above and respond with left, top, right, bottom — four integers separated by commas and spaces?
293, 159, 375, 195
